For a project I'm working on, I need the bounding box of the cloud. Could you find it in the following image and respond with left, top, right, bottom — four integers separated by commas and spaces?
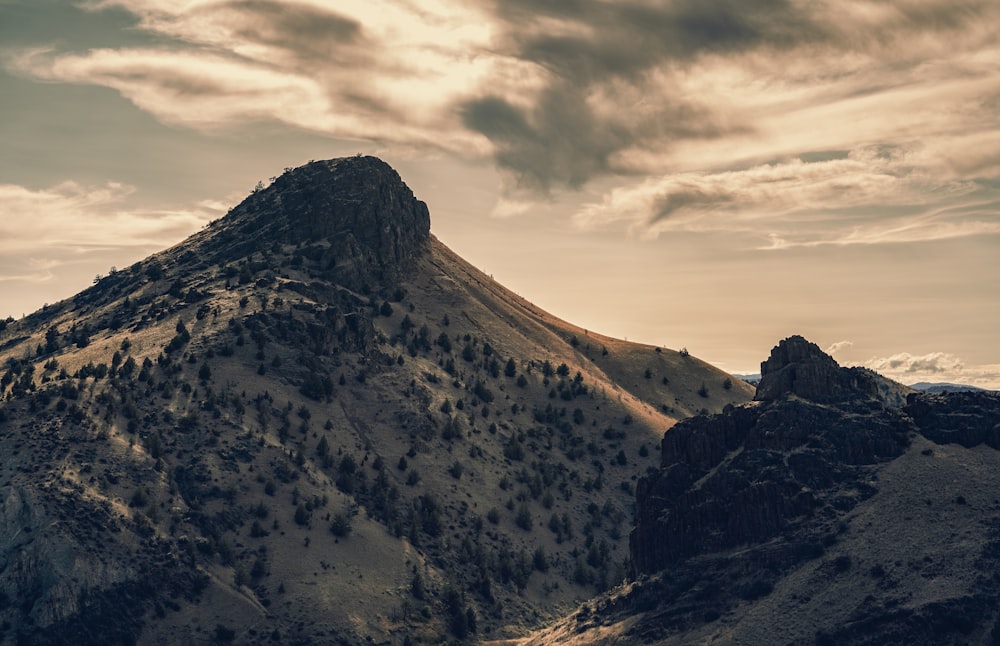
825, 341, 854, 357
13, 47, 336, 131
572, 144, 1000, 245
6, 0, 1000, 236
866, 351, 964, 375
491, 0, 829, 83
25, 0, 502, 152
466, 0, 1000, 190
0, 181, 216, 257
859, 351, 1000, 390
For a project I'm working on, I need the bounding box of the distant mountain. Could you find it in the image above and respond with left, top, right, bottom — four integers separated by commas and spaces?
0, 156, 752, 645
519, 336, 1000, 645
909, 381, 994, 394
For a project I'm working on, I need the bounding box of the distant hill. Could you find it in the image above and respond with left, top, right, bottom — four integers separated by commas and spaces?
909, 381, 994, 394
512, 336, 1000, 645
0, 156, 752, 645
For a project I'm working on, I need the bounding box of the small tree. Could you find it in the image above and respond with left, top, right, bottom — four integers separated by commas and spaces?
294, 503, 311, 526
330, 511, 352, 537
515, 503, 532, 531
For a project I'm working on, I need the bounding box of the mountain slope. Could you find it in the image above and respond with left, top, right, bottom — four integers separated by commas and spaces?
509, 336, 1000, 645
0, 156, 751, 645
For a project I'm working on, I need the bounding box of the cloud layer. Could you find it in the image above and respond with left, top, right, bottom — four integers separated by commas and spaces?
864, 351, 1000, 390
5, 0, 1000, 244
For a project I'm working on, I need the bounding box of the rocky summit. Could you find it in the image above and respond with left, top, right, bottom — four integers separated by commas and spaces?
0, 156, 752, 645
519, 336, 1000, 645
754, 334, 887, 403
194, 155, 432, 291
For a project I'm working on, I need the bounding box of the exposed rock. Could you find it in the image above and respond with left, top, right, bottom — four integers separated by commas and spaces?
612, 338, 1000, 645
906, 390, 1000, 449
198, 155, 431, 291
631, 396, 910, 575
755, 335, 881, 402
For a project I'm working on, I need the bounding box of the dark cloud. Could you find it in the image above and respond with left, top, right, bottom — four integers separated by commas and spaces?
500, 0, 822, 83
461, 82, 737, 192
652, 188, 734, 222
191, 1, 365, 66
461, 0, 826, 191
461, 86, 627, 191
891, 1, 988, 32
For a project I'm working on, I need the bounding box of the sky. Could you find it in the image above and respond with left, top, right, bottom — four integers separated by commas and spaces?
1, 0, 999, 387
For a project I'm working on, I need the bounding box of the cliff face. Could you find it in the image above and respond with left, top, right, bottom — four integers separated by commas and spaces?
631, 336, 912, 575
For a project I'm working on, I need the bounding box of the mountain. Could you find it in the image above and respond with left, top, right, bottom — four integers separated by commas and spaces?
0, 156, 753, 645
512, 336, 1000, 645
910, 382, 995, 394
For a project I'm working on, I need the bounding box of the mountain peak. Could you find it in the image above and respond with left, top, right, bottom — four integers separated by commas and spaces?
755, 334, 880, 402
197, 155, 430, 290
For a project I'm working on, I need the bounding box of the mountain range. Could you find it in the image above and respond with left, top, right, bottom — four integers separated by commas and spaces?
3, 156, 998, 646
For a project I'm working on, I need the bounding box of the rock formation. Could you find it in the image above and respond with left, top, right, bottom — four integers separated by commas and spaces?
584, 336, 1000, 645
754, 334, 877, 402
196, 155, 431, 291
631, 336, 912, 575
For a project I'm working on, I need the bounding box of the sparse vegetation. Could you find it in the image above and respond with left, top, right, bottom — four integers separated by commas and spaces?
0, 156, 759, 645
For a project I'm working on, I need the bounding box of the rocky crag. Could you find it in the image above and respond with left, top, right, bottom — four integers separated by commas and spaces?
519, 335, 1000, 645
194, 156, 431, 291
630, 335, 911, 573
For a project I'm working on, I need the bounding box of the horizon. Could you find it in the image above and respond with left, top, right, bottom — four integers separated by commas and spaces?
1, 1, 998, 388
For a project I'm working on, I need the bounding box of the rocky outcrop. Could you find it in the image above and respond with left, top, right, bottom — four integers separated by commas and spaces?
631, 398, 911, 575
0, 481, 205, 645
905, 390, 1000, 449
631, 337, 914, 575
620, 337, 1000, 645
198, 155, 431, 291
754, 335, 881, 402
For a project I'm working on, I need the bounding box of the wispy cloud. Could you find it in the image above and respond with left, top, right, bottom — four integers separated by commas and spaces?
470, 0, 1000, 187
0, 181, 215, 256
10, 0, 505, 152
573, 145, 1000, 246
866, 351, 965, 375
